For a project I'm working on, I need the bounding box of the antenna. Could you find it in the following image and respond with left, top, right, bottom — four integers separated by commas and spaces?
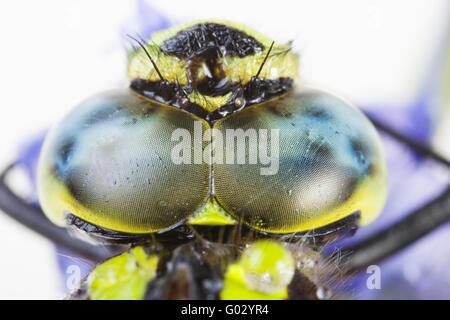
127, 34, 164, 81
255, 41, 275, 79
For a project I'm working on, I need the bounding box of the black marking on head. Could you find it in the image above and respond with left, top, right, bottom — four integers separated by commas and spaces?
196, 77, 234, 97
207, 78, 294, 122
131, 77, 294, 124
130, 79, 209, 119
161, 23, 264, 59
244, 77, 293, 104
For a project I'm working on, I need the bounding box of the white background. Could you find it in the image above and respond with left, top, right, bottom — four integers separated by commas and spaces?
0, 0, 447, 299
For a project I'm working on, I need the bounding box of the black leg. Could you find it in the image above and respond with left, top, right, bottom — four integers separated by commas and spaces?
0, 164, 114, 263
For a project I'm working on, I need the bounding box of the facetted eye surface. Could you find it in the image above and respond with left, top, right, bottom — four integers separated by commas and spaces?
213, 88, 388, 233
37, 89, 210, 233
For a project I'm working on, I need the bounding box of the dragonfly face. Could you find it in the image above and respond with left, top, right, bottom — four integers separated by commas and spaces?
36, 20, 388, 299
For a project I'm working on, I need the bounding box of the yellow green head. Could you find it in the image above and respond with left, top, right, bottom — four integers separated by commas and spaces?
127, 20, 298, 115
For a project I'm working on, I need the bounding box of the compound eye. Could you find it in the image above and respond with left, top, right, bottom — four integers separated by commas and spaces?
37, 89, 210, 233
213, 88, 388, 234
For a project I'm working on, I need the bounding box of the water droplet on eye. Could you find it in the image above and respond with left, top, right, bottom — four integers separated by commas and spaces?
159, 200, 167, 207
287, 190, 292, 196
316, 286, 332, 300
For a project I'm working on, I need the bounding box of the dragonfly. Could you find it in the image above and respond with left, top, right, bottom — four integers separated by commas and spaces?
0, 10, 449, 300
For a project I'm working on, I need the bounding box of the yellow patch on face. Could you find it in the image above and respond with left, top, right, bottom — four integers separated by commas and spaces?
187, 91, 233, 112
188, 197, 236, 226
220, 50, 299, 85
128, 52, 189, 84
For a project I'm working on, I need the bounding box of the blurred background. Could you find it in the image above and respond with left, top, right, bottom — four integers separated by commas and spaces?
0, 0, 448, 299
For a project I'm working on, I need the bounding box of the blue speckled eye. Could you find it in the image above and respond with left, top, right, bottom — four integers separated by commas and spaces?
38, 89, 210, 233
213, 88, 387, 233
